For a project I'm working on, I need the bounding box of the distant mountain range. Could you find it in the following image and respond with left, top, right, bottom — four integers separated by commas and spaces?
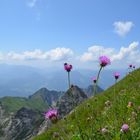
0, 87, 64, 139
83, 85, 104, 97
0, 64, 126, 97
0, 84, 101, 140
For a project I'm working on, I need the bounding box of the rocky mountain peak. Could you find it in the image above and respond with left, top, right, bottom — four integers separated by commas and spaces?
56, 85, 88, 118
29, 87, 64, 106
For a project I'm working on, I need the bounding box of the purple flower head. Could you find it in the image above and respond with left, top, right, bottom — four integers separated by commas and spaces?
64, 63, 73, 72
99, 56, 111, 67
45, 109, 58, 120
133, 65, 135, 69
121, 124, 129, 132
114, 72, 120, 80
129, 64, 132, 68
92, 77, 97, 83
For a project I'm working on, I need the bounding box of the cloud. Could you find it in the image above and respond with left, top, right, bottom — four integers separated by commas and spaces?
80, 42, 139, 63
0, 42, 139, 69
0, 48, 73, 61
111, 42, 138, 61
80, 45, 114, 62
113, 21, 134, 37
27, 0, 38, 8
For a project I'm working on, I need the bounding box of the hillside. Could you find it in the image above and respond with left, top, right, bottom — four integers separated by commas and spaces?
0, 96, 48, 114
0, 87, 63, 114
34, 68, 140, 140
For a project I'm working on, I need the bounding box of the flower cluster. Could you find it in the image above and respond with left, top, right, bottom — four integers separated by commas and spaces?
114, 72, 120, 80
45, 109, 58, 123
129, 64, 136, 70
64, 63, 73, 72
99, 56, 111, 67
121, 124, 129, 132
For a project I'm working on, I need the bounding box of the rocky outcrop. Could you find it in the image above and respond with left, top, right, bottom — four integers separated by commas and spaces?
0, 107, 43, 140
36, 85, 88, 135
0, 103, 13, 140
56, 85, 88, 118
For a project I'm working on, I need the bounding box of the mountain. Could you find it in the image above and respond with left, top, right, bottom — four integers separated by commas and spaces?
34, 68, 140, 140
0, 64, 47, 97
0, 107, 43, 140
0, 64, 126, 97
29, 88, 64, 106
0, 87, 64, 140
84, 85, 104, 97
0, 96, 48, 114
0, 87, 63, 114
56, 85, 88, 118
35, 85, 88, 136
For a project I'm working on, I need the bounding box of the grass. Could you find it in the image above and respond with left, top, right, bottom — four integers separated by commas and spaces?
34, 68, 140, 140
0, 96, 49, 113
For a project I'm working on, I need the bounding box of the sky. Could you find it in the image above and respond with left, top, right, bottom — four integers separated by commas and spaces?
0, 0, 140, 69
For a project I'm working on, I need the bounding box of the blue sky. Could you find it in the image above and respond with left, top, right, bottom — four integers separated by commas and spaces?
0, 0, 140, 69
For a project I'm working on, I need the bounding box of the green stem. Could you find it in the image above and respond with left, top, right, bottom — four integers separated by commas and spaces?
94, 67, 103, 95
113, 79, 118, 134
93, 83, 96, 96
114, 79, 117, 95
68, 72, 70, 89
77, 121, 85, 140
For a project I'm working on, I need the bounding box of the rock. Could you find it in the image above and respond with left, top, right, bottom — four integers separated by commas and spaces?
0, 107, 43, 140
56, 85, 88, 118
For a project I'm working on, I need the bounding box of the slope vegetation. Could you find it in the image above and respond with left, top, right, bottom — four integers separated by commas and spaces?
34, 68, 140, 140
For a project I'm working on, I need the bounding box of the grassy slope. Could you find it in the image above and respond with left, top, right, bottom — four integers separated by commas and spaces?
0, 96, 48, 113
34, 68, 140, 140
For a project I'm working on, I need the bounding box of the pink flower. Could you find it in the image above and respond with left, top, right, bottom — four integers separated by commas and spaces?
99, 56, 111, 67
45, 109, 58, 123
121, 124, 129, 132
92, 77, 97, 83
114, 72, 120, 80
64, 63, 73, 72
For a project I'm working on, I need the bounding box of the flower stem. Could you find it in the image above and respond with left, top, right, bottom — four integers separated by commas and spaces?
68, 72, 70, 89
94, 66, 103, 95
93, 83, 96, 96
114, 79, 117, 95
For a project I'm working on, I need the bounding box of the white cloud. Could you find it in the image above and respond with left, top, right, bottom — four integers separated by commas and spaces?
80, 46, 114, 62
113, 21, 134, 37
0, 48, 73, 61
0, 42, 140, 69
80, 42, 139, 63
27, 0, 38, 8
45, 48, 73, 61
111, 42, 138, 61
